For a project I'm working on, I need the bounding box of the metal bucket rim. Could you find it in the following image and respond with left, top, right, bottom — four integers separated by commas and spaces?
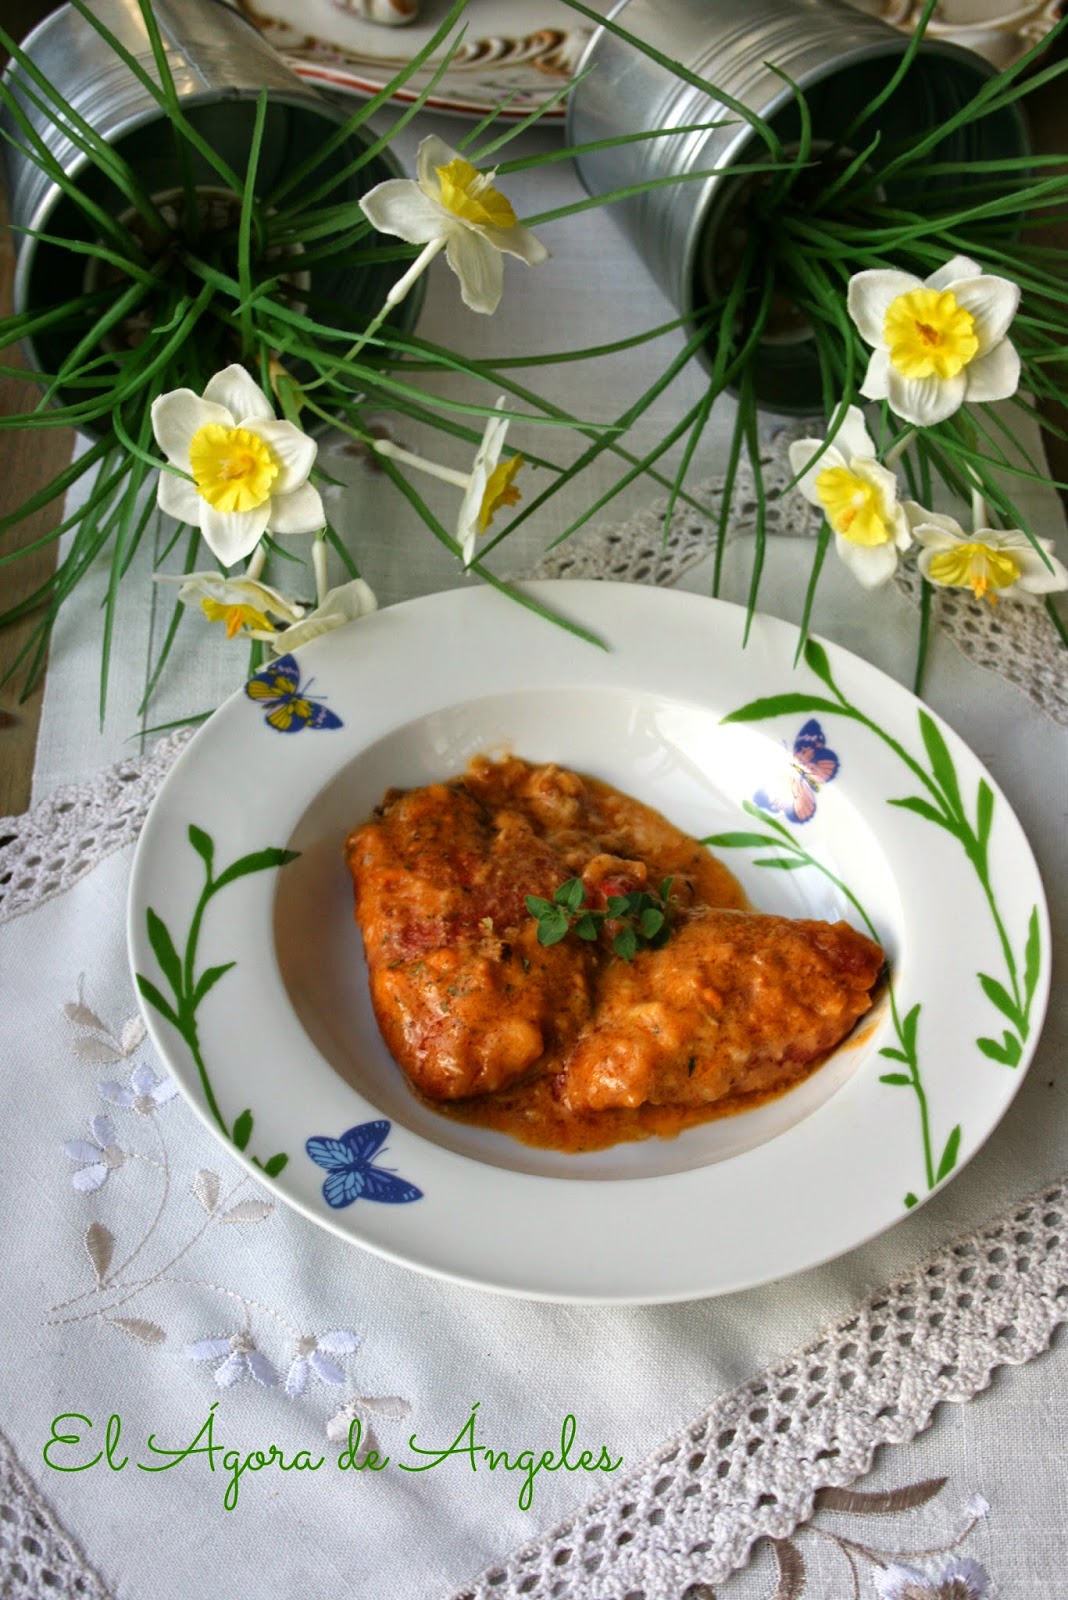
4, 0, 262, 72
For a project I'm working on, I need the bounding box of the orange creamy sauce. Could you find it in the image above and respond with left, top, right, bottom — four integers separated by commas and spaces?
345, 756, 884, 1153
424, 1058, 823, 1152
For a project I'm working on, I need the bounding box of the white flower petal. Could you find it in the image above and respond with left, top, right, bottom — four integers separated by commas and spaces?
269, 579, 377, 652
787, 438, 846, 507
98, 1082, 135, 1107
265, 481, 326, 537
445, 227, 504, 315
187, 1337, 233, 1361
885, 367, 967, 427
151, 391, 233, 466
150, 1078, 179, 1104
315, 1330, 361, 1355
351, 1394, 410, 1419
214, 1351, 249, 1388
326, 1409, 357, 1445
416, 133, 462, 196
1014, 539, 1068, 594
873, 1564, 926, 1600
199, 502, 272, 568
359, 180, 446, 244
963, 338, 1021, 404
169, 573, 304, 623
202, 363, 274, 424
308, 1351, 346, 1386
859, 348, 891, 402
72, 1164, 110, 1193
65, 1140, 104, 1163
835, 405, 877, 461
285, 1358, 309, 1399
853, 455, 902, 508
131, 1063, 159, 1095
157, 469, 202, 526
457, 476, 485, 567
242, 419, 317, 497
949, 275, 1020, 351
91, 1114, 117, 1147
472, 409, 509, 476
940, 1555, 989, 1595
836, 530, 900, 588
847, 269, 921, 347
925, 253, 982, 292
246, 1350, 279, 1387
907, 506, 964, 542
480, 221, 549, 266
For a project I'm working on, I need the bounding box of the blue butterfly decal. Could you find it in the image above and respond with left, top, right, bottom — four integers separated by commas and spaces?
754, 718, 840, 824
245, 653, 342, 734
306, 1120, 423, 1209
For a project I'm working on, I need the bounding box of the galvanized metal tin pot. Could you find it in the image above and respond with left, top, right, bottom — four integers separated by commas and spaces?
1, 0, 416, 402
566, 0, 1029, 411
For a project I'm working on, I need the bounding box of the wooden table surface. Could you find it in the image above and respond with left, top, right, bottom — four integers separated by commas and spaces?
1, 6, 1065, 818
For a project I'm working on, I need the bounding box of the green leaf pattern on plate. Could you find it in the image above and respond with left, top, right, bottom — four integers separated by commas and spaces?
720, 638, 1043, 1209
135, 824, 299, 1177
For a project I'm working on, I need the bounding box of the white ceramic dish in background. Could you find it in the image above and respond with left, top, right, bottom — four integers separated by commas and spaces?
237, 0, 1060, 120
128, 582, 1050, 1303
235, 0, 610, 120
845, 0, 1062, 70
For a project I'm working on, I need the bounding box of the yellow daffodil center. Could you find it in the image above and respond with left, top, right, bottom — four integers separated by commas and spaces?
927, 541, 1020, 603
436, 159, 517, 231
479, 454, 524, 533
814, 466, 890, 546
200, 598, 272, 638
883, 288, 979, 381
189, 424, 278, 513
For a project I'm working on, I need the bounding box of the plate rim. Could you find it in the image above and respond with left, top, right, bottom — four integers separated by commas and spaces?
127, 581, 1051, 1303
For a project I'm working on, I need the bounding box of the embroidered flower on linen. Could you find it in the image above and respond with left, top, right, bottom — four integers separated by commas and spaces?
457, 397, 523, 567
98, 1062, 178, 1116
359, 135, 548, 315
788, 406, 911, 587
63, 1114, 125, 1192
158, 571, 305, 640
909, 508, 1068, 604
848, 256, 1020, 426
285, 1330, 361, 1398
873, 1556, 990, 1600
257, 578, 378, 654
187, 1331, 279, 1389
151, 364, 326, 568
326, 1394, 412, 1463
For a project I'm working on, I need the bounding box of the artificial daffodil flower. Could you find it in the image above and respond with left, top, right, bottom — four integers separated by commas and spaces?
788, 405, 911, 588
847, 256, 1020, 427
158, 571, 305, 639
359, 135, 548, 315
908, 507, 1068, 603
255, 578, 379, 653
151, 364, 326, 568
457, 398, 523, 566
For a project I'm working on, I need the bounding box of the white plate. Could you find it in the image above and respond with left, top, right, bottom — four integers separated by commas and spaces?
236, 0, 609, 120
237, 0, 1058, 119
128, 583, 1050, 1303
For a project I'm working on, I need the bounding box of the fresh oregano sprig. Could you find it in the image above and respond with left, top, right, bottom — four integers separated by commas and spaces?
525, 876, 674, 959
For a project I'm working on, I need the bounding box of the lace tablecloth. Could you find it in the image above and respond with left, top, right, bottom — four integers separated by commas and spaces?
4, 107, 1068, 1600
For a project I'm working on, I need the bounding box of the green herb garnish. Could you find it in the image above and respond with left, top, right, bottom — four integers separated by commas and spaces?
524, 876, 674, 960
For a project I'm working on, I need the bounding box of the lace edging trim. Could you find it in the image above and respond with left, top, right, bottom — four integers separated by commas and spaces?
0, 729, 192, 924
451, 1174, 1068, 1599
